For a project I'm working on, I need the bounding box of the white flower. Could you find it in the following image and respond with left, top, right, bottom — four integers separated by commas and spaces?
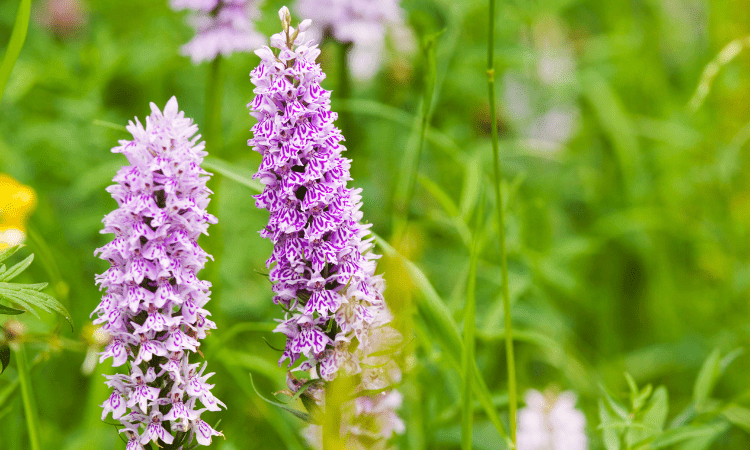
517, 389, 588, 450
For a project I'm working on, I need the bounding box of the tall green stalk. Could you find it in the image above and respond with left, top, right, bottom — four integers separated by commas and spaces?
337, 42, 353, 141
0, 0, 31, 105
14, 343, 41, 450
203, 56, 225, 313
461, 197, 483, 450
487, 0, 517, 444
205, 56, 224, 152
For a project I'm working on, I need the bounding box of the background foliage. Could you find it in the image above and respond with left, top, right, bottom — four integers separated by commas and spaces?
2, 0, 750, 448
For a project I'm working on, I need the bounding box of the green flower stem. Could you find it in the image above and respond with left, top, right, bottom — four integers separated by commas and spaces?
461, 202, 482, 450
205, 56, 224, 152
337, 42, 353, 141
487, 0, 517, 444
0, 0, 31, 106
322, 376, 352, 450
203, 56, 225, 318
14, 343, 41, 450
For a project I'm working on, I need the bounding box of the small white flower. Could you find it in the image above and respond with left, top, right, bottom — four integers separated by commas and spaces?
517, 389, 588, 450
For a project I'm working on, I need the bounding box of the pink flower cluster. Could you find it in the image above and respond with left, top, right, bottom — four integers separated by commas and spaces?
170, 0, 265, 64
247, 7, 404, 446
93, 97, 223, 448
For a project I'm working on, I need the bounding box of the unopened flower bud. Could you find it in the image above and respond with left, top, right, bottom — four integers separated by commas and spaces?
279, 6, 291, 32
4, 320, 26, 341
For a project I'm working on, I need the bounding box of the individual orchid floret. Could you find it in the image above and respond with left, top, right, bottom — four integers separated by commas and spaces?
170, 0, 266, 64
294, 0, 414, 80
93, 96, 223, 448
248, 6, 404, 447
517, 389, 588, 450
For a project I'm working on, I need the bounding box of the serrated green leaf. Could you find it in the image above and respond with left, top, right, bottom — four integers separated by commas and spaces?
0, 284, 72, 329
0, 345, 9, 375
693, 349, 721, 409
0, 303, 25, 315
0, 254, 33, 282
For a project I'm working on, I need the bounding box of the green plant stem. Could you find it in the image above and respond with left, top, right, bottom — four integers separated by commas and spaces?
461, 206, 482, 450
487, 0, 517, 445
204, 56, 225, 317
205, 56, 224, 151
337, 42, 353, 141
14, 343, 41, 450
0, 0, 31, 106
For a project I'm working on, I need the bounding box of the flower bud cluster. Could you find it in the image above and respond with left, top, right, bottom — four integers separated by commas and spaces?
93, 97, 223, 448
248, 9, 404, 446
170, 0, 265, 64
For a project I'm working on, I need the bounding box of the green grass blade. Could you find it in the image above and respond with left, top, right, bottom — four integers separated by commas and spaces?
14, 343, 41, 450
374, 233, 511, 444
487, 0, 517, 442
0, 0, 31, 105
203, 156, 263, 193
461, 197, 482, 450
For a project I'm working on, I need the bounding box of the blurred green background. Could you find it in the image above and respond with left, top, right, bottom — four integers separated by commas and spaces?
2, 0, 750, 448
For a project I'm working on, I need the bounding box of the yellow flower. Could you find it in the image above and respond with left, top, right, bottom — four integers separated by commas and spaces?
0, 174, 36, 248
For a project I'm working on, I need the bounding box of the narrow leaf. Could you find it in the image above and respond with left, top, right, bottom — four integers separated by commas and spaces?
722, 404, 750, 433
249, 373, 312, 423
0, 245, 22, 264
601, 384, 630, 420
0, 345, 9, 375
693, 349, 721, 408
646, 422, 729, 448
0, 304, 25, 315
203, 157, 263, 193
374, 232, 510, 444
0, 254, 34, 282
0, 0, 31, 105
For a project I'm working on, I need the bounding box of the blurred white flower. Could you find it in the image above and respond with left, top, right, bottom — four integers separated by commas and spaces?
517, 389, 588, 450
295, 0, 414, 80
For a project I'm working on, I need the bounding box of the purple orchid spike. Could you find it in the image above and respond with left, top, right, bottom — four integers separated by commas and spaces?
93, 97, 224, 447
248, 6, 404, 448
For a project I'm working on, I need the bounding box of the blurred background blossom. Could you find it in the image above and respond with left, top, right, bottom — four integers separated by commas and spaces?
296, 0, 415, 80
34, 0, 88, 39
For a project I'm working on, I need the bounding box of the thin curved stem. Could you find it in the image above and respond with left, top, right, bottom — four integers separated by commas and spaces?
487, 0, 517, 445
0, 0, 31, 106
14, 343, 41, 450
